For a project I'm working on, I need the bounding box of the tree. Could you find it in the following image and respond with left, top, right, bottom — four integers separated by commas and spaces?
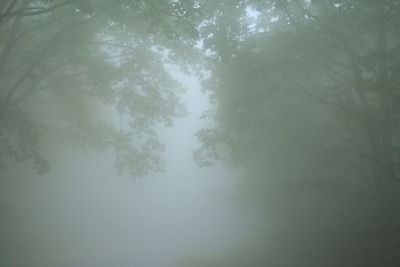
0, 0, 201, 176
194, 0, 400, 266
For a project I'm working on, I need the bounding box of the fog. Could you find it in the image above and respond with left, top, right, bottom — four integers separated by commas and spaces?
2, 1, 400, 266
0, 74, 250, 267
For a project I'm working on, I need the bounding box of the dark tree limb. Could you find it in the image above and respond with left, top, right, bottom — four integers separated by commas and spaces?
0, 0, 18, 25
3, 0, 72, 18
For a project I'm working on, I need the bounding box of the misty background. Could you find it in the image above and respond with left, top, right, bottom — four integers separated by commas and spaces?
0, 73, 252, 267
2, 1, 400, 267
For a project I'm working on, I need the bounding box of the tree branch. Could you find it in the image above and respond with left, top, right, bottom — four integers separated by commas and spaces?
3, 0, 72, 18
1, 15, 96, 114
287, 76, 343, 107
0, 15, 21, 77
0, 0, 18, 25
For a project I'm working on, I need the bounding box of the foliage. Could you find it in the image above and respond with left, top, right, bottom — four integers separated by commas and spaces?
193, 0, 400, 266
0, 0, 201, 176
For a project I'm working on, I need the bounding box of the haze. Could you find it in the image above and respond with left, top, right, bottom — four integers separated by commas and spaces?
1, 1, 400, 267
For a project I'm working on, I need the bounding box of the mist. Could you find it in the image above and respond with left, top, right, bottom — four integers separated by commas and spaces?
2, 1, 400, 267
0, 72, 251, 267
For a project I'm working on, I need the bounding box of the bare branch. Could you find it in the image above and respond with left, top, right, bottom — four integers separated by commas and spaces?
3, 0, 72, 18
0, 0, 18, 24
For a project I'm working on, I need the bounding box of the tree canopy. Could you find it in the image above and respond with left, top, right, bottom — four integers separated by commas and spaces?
2, 0, 400, 265
0, 0, 202, 176
193, 0, 400, 266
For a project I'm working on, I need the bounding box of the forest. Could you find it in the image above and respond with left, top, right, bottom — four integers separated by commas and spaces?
1, 0, 400, 266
